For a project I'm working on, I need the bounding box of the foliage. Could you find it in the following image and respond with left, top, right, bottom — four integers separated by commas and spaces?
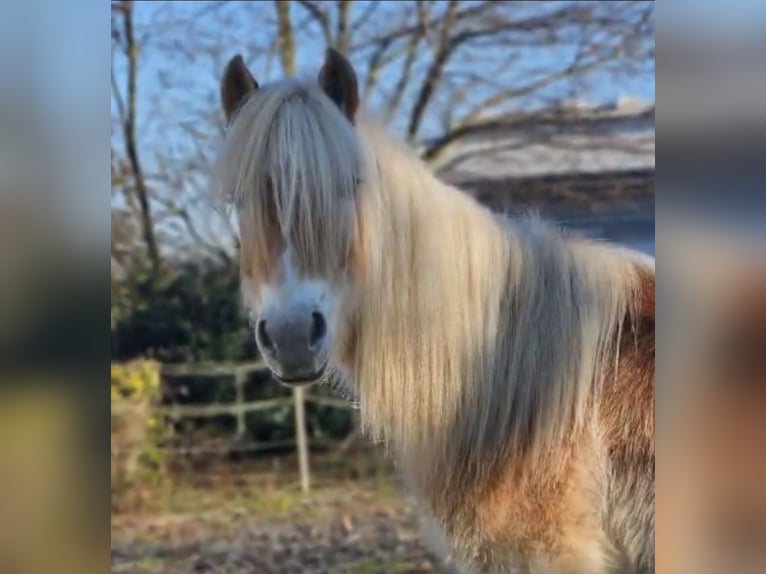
111, 359, 162, 401
111, 359, 169, 512
111, 258, 258, 363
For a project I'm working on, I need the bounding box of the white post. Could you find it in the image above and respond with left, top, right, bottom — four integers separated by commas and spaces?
293, 386, 311, 493
234, 369, 246, 441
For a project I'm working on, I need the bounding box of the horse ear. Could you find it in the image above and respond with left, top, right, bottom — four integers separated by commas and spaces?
318, 48, 359, 122
221, 54, 259, 123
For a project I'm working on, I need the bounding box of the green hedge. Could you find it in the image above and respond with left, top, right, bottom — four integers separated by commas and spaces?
111, 259, 257, 363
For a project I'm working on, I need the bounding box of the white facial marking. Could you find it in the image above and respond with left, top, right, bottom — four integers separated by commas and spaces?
253, 247, 341, 366
260, 249, 332, 315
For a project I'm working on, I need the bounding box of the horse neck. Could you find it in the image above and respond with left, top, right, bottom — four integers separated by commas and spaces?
348, 125, 511, 493
346, 124, 643, 509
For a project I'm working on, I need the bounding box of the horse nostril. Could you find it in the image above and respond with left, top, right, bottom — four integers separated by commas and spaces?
309, 312, 327, 348
256, 320, 275, 354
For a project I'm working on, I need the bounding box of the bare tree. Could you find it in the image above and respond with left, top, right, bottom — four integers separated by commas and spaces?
112, 0, 654, 262
111, 0, 162, 274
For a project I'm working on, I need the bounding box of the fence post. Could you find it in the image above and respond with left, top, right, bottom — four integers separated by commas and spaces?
234, 369, 247, 441
293, 386, 311, 493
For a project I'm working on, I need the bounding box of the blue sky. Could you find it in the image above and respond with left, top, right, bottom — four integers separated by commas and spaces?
116, 1, 655, 150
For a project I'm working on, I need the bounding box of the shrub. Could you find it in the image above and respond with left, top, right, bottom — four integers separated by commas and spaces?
111, 360, 168, 512
111, 259, 258, 363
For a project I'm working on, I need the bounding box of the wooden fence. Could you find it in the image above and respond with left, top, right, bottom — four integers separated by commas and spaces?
155, 362, 353, 493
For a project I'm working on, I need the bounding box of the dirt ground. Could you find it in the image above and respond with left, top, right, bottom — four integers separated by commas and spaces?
111, 477, 460, 574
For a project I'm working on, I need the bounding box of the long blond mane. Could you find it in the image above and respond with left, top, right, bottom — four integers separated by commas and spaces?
352, 121, 644, 501
213, 77, 645, 514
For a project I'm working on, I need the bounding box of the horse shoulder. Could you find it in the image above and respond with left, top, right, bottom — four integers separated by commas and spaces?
598, 264, 655, 567
602, 264, 655, 457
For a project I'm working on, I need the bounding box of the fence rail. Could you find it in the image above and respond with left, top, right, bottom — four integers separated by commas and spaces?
159, 361, 265, 377
115, 360, 356, 493
112, 394, 350, 418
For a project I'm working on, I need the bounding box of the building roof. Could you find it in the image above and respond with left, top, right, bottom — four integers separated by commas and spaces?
432, 99, 655, 184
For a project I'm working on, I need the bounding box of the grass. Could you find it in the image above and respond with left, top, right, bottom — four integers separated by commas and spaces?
111, 445, 460, 573
330, 557, 428, 574
118, 468, 401, 521
115, 446, 396, 513
111, 467, 456, 573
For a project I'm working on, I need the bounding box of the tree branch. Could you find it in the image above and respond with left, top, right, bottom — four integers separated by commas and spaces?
274, 1, 296, 76
156, 198, 233, 266
405, 0, 460, 141
409, 2, 644, 151
458, 50, 619, 128
111, 47, 128, 134
295, 0, 332, 47
384, 0, 429, 122
350, 0, 380, 32
350, 1, 494, 51
362, 38, 393, 99
335, 0, 352, 53
118, 0, 162, 274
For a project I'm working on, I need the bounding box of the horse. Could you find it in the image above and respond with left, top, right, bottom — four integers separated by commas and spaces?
211, 48, 655, 574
